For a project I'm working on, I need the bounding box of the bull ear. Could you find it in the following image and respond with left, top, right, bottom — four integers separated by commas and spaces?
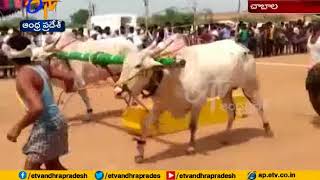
141, 41, 157, 55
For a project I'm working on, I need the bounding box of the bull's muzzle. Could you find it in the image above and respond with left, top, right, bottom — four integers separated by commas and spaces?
114, 84, 130, 99
114, 86, 124, 98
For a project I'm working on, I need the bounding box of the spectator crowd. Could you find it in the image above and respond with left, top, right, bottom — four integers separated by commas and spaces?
0, 19, 314, 79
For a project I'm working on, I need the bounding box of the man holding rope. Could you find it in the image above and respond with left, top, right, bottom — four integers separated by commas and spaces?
3, 34, 76, 170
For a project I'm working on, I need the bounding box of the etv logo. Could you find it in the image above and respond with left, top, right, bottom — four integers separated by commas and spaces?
166, 171, 175, 180
25, 0, 60, 19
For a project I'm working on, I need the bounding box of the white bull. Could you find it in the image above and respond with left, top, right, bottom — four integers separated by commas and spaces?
115, 38, 274, 163
32, 32, 138, 120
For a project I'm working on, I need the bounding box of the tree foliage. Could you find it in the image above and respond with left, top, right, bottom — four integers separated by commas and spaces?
70, 9, 89, 27
233, 15, 287, 23
148, 8, 194, 26
0, 17, 37, 28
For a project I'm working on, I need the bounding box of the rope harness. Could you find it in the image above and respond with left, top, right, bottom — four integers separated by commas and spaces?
52, 36, 186, 113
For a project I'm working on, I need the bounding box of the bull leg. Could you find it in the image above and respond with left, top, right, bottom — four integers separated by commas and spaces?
78, 89, 93, 121
135, 108, 161, 163
242, 87, 274, 137
221, 90, 236, 132
187, 105, 201, 154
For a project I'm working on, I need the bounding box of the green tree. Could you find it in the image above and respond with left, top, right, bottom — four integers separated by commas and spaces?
0, 16, 37, 28
150, 8, 194, 26
70, 9, 89, 27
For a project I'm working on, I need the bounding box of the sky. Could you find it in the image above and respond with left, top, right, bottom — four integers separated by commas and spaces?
24, 0, 248, 21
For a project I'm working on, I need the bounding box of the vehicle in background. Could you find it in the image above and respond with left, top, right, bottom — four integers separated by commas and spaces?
88, 13, 137, 32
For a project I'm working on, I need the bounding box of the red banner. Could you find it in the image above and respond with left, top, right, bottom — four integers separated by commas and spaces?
248, 0, 320, 13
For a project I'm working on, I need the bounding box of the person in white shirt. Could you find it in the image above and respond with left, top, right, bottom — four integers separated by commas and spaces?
3, 29, 14, 43
127, 26, 134, 41
102, 26, 111, 39
89, 29, 102, 40
96, 31, 102, 40
294, 26, 300, 35
126, 26, 142, 48
133, 28, 143, 48
120, 26, 127, 38
210, 26, 219, 41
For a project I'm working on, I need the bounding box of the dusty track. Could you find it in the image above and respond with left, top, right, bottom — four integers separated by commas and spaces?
1, 54, 320, 169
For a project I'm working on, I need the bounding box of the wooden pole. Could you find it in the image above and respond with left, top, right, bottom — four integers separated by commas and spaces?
21, 0, 25, 19
192, 0, 197, 33
143, 0, 149, 32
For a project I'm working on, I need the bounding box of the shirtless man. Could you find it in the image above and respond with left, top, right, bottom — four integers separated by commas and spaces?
4, 34, 75, 170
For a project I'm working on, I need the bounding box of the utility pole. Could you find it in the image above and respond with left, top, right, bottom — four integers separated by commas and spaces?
143, 0, 149, 32
21, 0, 26, 19
192, 0, 197, 32
235, 0, 241, 40
89, 0, 95, 17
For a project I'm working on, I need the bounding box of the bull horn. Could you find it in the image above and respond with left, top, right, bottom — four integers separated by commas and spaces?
44, 35, 61, 52
141, 41, 157, 55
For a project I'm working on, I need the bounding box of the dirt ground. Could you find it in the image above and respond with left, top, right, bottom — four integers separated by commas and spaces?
1, 54, 320, 170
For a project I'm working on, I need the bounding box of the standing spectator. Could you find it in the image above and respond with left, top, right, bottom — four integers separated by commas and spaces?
285, 23, 294, 54
221, 25, 231, 40
230, 29, 236, 41
113, 30, 120, 37
140, 24, 146, 34
293, 24, 300, 53
266, 22, 275, 56
89, 30, 98, 40
261, 24, 269, 56
164, 22, 171, 40
34, 32, 46, 47
199, 26, 213, 44
77, 27, 87, 41
120, 26, 126, 38
91, 26, 102, 40
238, 23, 250, 48
210, 25, 219, 41
256, 26, 264, 57
129, 27, 143, 48
248, 23, 257, 55
127, 26, 135, 42
72, 29, 78, 37
96, 27, 103, 40
156, 28, 165, 44
102, 26, 111, 39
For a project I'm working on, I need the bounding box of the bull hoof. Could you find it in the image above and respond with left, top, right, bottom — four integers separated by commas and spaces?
83, 109, 93, 122
83, 114, 92, 122
264, 129, 274, 138
134, 155, 144, 164
263, 123, 274, 138
186, 146, 196, 155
